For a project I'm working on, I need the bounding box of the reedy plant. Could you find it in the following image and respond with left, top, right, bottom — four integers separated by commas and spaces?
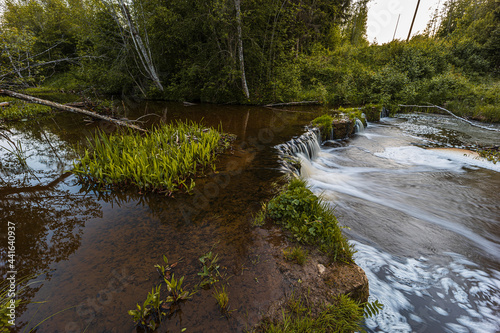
72, 120, 232, 194
212, 284, 230, 313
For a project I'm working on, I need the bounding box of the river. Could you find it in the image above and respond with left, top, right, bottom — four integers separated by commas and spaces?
298, 113, 500, 332
1, 104, 499, 332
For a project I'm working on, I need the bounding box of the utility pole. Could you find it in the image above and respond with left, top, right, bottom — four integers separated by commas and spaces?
407, 0, 421, 41
393, 14, 401, 41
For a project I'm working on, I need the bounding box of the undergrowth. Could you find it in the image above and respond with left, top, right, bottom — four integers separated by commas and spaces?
311, 115, 334, 140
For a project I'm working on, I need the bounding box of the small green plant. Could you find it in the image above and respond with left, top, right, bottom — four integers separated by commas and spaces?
283, 246, 308, 265
197, 251, 221, 288
311, 114, 334, 140
129, 255, 194, 331
212, 284, 229, 313
154, 254, 172, 279
363, 299, 384, 318
164, 274, 193, 304
128, 285, 165, 331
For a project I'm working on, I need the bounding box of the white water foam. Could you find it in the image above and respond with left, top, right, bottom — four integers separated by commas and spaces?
375, 146, 500, 172
353, 241, 500, 333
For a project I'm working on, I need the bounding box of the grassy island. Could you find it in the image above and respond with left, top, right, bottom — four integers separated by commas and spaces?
72, 121, 234, 194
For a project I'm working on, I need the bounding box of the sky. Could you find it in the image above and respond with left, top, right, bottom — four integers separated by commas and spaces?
366, 0, 444, 44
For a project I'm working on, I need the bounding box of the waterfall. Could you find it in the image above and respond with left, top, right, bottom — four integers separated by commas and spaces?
275, 127, 321, 175
355, 118, 365, 133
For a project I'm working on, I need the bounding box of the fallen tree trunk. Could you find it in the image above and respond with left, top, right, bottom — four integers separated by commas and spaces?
0, 102, 9, 107
264, 101, 321, 107
399, 104, 500, 132
0, 89, 147, 132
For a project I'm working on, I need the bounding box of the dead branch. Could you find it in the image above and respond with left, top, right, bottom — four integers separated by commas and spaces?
264, 101, 321, 107
399, 104, 500, 132
0, 89, 147, 132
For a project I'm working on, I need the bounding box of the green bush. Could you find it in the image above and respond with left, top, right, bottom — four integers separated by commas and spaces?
311, 114, 334, 140
266, 178, 354, 262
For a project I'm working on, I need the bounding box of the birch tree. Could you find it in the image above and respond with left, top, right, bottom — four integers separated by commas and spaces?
234, 0, 249, 99
100, 0, 163, 91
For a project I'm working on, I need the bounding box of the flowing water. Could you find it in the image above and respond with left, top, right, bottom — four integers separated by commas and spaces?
293, 114, 500, 333
2, 105, 499, 333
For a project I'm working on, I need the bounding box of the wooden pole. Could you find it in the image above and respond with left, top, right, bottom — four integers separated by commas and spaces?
0, 89, 148, 132
407, 0, 421, 41
393, 14, 401, 41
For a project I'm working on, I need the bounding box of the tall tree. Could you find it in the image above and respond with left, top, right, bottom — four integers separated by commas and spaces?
234, 0, 250, 99
100, 0, 163, 92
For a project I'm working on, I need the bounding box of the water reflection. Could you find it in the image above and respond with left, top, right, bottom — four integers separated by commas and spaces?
2, 103, 324, 332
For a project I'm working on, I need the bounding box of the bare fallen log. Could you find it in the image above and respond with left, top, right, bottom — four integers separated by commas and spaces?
399, 104, 500, 132
0, 89, 147, 132
264, 101, 321, 107
0, 102, 9, 107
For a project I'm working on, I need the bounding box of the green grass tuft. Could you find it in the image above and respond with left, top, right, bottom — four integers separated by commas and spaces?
261, 294, 365, 333
0, 97, 53, 121
72, 121, 233, 193
283, 246, 308, 265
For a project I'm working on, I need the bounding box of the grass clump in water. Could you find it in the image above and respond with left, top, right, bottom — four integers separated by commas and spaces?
283, 246, 308, 265
259, 294, 365, 333
72, 120, 233, 194
266, 178, 354, 263
0, 97, 53, 121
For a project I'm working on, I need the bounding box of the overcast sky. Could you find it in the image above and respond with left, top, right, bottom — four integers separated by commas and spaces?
366, 0, 443, 44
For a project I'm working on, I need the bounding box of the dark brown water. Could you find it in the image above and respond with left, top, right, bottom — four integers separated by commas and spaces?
0, 103, 322, 332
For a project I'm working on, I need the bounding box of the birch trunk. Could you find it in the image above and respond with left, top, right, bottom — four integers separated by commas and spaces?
101, 0, 164, 92
234, 0, 250, 99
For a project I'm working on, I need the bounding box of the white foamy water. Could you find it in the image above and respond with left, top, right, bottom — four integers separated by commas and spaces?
353, 241, 500, 333
375, 146, 500, 172
293, 114, 500, 332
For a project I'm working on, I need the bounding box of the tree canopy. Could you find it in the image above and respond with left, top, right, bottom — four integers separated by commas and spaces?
0, 0, 498, 119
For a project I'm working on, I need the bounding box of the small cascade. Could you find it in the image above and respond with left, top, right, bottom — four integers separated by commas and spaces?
355, 118, 365, 133
275, 127, 321, 175
381, 107, 390, 118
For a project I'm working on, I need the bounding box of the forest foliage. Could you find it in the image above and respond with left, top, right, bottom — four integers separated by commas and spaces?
0, 0, 498, 121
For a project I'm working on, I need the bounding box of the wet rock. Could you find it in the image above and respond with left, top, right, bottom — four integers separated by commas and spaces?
331, 118, 355, 139
323, 262, 369, 303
